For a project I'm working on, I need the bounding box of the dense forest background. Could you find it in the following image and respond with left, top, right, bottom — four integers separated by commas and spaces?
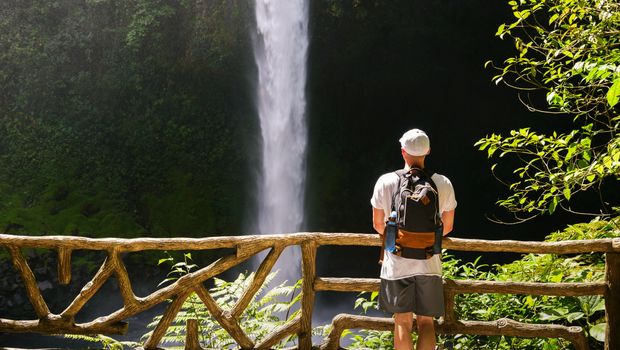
1, 0, 256, 237
0, 0, 596, 242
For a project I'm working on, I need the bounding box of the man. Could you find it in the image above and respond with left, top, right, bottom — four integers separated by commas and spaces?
370, 128, 456, 350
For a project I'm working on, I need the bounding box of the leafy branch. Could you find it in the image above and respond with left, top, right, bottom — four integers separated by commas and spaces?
480, 0, 620, 220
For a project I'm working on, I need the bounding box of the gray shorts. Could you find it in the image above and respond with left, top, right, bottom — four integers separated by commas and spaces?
379, 275, 444, 317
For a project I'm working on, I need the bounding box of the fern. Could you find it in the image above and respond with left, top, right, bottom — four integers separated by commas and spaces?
65, 252, 320, 349
142, 267, 305, 349
62, 333, 140, 350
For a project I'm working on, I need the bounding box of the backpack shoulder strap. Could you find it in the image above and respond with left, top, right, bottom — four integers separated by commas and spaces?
410, 167, 438, 192
390, 169, 407, 212
391, 168, 440, 212
412, 168, 441, 218
425, 170, 439, 194
394, 169, 408, 177
425, 171, 442, 226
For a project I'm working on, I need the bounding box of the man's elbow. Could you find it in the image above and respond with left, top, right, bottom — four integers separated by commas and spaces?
373, 223, 382, 235
441, 210, 455, 236
373, 220, 384, 235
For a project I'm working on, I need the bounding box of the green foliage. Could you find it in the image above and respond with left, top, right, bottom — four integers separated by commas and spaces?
151, 273, 301, 348
546, 215, 620, 241
450, 219, 616, 349
344, 291, 394, 350
0, 0, 254, 237
449, 217, 617, 349
478, 0, 620, 219
0, 181, 145, 236
62, 253, 309, 349
62, 334, 139, 350
346, 326, 394, 350
448, 255, 604, 349
143, 252, 304, 348
472, 2, 619, 345
157, 251, 198, 287
124, 0, 177, 51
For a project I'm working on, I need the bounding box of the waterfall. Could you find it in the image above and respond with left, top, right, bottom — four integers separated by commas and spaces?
253, 0, 309, 236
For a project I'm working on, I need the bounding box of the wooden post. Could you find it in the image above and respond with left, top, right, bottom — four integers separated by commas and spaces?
299, 241, 317, 350
110, 250, 138, 308
605, 253, 619, 350
7, 245, 51, 319
443, 280, 456, 323
57, 247, 72, 285
194, 284, 254, 349
185, 319, 202, 350
144, 292, 191, 349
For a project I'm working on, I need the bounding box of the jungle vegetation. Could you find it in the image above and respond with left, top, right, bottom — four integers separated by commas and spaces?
0, 0, 256, 237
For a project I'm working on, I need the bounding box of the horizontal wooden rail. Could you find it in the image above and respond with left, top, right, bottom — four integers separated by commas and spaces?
0, 318, 128, 335
445, 279, 607, 296
443, 237, 620, 254
314, 277, 379, 292
1, 233, 618, 253
320, 314, 588, 350
314, 277, 607, 296
0, 233, 376, 251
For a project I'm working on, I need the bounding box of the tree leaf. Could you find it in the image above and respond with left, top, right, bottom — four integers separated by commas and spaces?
548, 196, 558, 214
539, 311, 563, 321
563, 188, 571, 200
548, 13, 559, 24
565, 311, 584, 322
157, 258, 171, 265
607, 78, 620, 107
496, 23, 506, 36
589, 323, 606, 342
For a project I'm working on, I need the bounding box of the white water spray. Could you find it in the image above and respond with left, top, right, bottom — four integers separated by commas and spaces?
254, 0, 309, 236
252, 2, 355, 334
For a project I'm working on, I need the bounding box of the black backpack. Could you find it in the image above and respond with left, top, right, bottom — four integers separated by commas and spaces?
391, 167, 443, 255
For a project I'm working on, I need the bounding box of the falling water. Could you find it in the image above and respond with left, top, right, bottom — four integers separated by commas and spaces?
253, 0, 309, 236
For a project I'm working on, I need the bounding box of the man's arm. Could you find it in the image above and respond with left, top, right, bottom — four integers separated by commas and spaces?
442, 210, 455, 236
372, 207, 385, 235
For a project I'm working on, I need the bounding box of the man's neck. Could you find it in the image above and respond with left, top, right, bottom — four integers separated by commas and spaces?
405, 161, 425, 170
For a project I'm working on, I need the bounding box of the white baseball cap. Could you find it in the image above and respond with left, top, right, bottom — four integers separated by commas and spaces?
399, 129, 430, 156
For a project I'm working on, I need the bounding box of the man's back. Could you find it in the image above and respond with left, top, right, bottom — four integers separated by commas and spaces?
370, 128, 456, 350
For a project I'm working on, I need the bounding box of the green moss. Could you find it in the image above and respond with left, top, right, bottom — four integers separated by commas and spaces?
144, 173, 218, 237
0, 172, 226, 238
0, 181, 144, 238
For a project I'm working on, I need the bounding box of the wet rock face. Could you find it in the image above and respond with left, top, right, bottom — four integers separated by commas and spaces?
0, 254, 37, 318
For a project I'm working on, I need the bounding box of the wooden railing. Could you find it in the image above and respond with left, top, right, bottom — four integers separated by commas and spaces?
0, 233, 618, 350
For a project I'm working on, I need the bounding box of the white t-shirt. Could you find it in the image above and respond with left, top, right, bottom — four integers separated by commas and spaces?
371, 168, 457, 280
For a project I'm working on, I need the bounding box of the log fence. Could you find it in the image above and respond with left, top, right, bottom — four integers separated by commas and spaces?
0, 233, 618, 349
